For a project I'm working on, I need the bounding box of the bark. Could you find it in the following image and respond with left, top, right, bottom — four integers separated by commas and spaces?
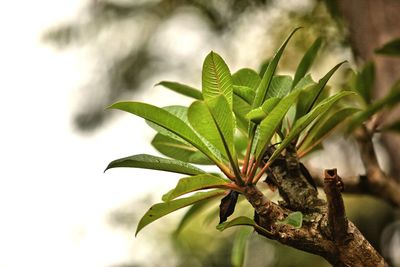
241, 143, 389, 266
243, 174, 387, 266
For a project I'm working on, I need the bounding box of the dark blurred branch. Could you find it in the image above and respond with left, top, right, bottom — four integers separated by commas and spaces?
354, 126, 400, 206
334, 0, 400, 179
308, 159, 400, 207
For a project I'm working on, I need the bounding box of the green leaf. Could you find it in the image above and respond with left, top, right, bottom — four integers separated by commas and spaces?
233, 85, 255, 105
246, 97, 281, 123
136, 190, 225, 236
348, 81, 400, 132
151, 134, 213, 165
175, 197, 218, 234
234, 131, 249, 157
207, 96, 236, 152
375, 38, 400, 56
292, 37, 323, 88
162, 174, 229, 201
156, 81, 203, 100
105, 154, 205, 175
232, 68, 261, 90
216, 216, 257, 231
298, 107, 359, 156
382, 120, 400, 132
293, 74, 315, 91
296, 61, 346, 119
266, 75, 293, 98
188, 100, 229, 161
258, 59, 270, 78
355, 61, 375, 104
108, 102, 220, 163
268, 91, 355, 163
207, 96, 240, 176
252, 27, 301, 109
277, 211, 303, 228
255, 90, 302, 159
202, 51, 233, 107
233, 94, 251, 133
146, 105, 190, 144
231, 228, 252, 267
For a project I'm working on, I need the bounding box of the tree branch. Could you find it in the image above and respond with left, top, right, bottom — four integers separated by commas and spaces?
243, 182, 387, 266
323, 169, 350, 245
304, 128, 400, 207
353, 126, 400, 206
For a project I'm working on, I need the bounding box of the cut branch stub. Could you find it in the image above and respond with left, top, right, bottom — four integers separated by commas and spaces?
323, 169, 350, 244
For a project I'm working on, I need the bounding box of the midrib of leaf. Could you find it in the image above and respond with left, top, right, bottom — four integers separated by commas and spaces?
209, 55, 229, 97
155, 140, 198, 152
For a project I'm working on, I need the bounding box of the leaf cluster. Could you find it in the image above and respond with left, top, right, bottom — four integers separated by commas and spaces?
104, 28, 380, 266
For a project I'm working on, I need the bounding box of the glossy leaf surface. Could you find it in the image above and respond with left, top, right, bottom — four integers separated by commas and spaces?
256, 90, 301, 159
151, 133, 213, 165
296, 61, 346, 118
268, 91, 355, 163
109, 102, 220, 163
216, 216, 257, 231
157, 81, 203, 100
292, 37, 322, 88
162, 174, 229, 201
202, 51, 233, 107
136, 190, 225, 236
253, 28, 300, 109
105, 154, 205, 175
298, 107, 359, 156
232, 68, 261, 90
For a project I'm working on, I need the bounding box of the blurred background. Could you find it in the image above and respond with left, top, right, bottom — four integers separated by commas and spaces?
1, 0, 399, 266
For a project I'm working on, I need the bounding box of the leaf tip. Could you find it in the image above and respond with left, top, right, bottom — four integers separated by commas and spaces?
161, 194, 171, 202
216, 222, 226, 232
134, 228, 140, 237
105, 102, 122, 110
155, 81, 166, 87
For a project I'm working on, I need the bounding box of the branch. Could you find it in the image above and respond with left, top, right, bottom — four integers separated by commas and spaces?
243, 183, 387, 266
312, 172, 400, 206
353, 126, 400, 206
241, 141, 388, 266
323, 169, 350, 244
262, 143, 323, 211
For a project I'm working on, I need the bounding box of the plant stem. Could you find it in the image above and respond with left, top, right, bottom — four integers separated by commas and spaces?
217, 163, 236, 181
247, 156, 263, 184
246, 156, 255, 177
241, 140, 252, 175
252, 161, 270, 184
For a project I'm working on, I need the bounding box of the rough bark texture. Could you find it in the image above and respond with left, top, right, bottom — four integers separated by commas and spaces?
241, 143, 388, 266
243, 175, 387, 266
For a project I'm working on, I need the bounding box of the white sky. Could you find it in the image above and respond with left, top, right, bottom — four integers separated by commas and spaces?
0, 1, 182, 266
